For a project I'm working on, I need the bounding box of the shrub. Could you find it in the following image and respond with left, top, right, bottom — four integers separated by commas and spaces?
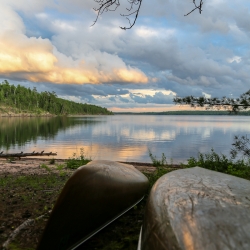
49, 158, 56, 164
186, 149, 250, 180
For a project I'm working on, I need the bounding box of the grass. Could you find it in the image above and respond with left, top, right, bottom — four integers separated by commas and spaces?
0, 171, 73, 249
147, 147, 250, 182
65, 148, 91, 169
145, 150, 176, 191
40, 163, 51, 172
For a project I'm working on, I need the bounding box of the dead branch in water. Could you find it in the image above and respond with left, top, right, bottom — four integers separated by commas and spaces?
0, 151, 57, 159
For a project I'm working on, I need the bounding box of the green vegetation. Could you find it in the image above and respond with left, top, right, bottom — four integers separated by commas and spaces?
185, 134, 250, 180
65, 148, 91, 169
40, 163, 51, 172
0, 171, 72, 249
0, 80, 112, 115
186, 149, 250, 180
145, 150, 175, 190
49, 158, 56, 164
148, 134, 250, 182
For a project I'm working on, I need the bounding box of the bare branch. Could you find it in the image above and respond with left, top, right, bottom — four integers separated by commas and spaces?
185, 0, 204, 16
91, 0, 142, 30
91, 0, 205, 29
120, 0, 142, 30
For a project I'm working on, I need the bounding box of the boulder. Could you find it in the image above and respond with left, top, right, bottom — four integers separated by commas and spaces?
140, 167, 250, 250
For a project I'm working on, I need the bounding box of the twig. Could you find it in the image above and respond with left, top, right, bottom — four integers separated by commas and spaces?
2, 211, 52, 250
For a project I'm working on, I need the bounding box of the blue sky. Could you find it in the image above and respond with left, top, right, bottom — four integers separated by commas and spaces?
0, 0, 250, 112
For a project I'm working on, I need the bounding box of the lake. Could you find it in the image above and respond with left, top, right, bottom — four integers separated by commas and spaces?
0, 115, 249, 163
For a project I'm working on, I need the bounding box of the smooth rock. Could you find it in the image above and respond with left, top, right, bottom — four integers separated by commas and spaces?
140, 167, 250, 250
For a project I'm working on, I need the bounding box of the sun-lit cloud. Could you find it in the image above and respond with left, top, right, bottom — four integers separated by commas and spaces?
0, 30, 148, 84
0, 1, 148, 85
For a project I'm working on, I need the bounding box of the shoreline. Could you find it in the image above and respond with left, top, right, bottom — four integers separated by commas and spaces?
0, 158, 155, 176
0, 158, 182, 176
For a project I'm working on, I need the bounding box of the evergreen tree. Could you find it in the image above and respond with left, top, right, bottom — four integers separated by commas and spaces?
0, 80, 113, 115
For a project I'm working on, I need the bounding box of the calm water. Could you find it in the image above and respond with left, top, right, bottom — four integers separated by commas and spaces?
0, 115, 249, 163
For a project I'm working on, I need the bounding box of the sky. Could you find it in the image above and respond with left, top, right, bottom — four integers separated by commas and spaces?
0, 0, 250, 112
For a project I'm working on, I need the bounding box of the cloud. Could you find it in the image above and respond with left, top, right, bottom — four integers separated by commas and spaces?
0, 1, 148, 85
1, 0, 250, 111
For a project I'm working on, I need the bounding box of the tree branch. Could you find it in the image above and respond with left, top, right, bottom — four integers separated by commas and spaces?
185, 0, 203, 16
2, 211, 52, 250
92, 0, 204, 29
173, 90, 250, 113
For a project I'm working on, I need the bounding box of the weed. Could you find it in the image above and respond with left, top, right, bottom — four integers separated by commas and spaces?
146, 150, 175, 192
59, 171, 66, 177
40, 163, 51, 172
148, 149, 167, 167
49, 158, 56, 164
66, 148, 91, 169
185, 148, 250, 180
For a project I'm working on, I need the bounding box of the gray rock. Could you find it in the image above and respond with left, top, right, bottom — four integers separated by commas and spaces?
140, 167, 250, 250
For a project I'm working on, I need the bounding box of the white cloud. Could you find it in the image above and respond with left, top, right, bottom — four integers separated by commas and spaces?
228, 56, 242, 63
202, 92, 212, 98
129, 89, 175, 97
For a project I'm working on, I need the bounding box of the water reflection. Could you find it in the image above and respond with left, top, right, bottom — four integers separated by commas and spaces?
0, 116, 103, 150
0, 115, 249, 163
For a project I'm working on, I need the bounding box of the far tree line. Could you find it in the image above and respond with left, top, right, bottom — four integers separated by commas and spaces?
0, 80, 112, 115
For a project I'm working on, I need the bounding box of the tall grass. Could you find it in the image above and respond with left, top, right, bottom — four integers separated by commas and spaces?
145, 150, 175, 190
147, 133, 250, 183
186, 149, 250, 180
65, 148, 91, 169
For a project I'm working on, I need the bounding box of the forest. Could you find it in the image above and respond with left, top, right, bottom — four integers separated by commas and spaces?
0, 80, 112, 115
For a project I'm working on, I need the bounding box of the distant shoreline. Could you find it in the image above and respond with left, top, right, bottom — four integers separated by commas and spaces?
114, 110, 250, 116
